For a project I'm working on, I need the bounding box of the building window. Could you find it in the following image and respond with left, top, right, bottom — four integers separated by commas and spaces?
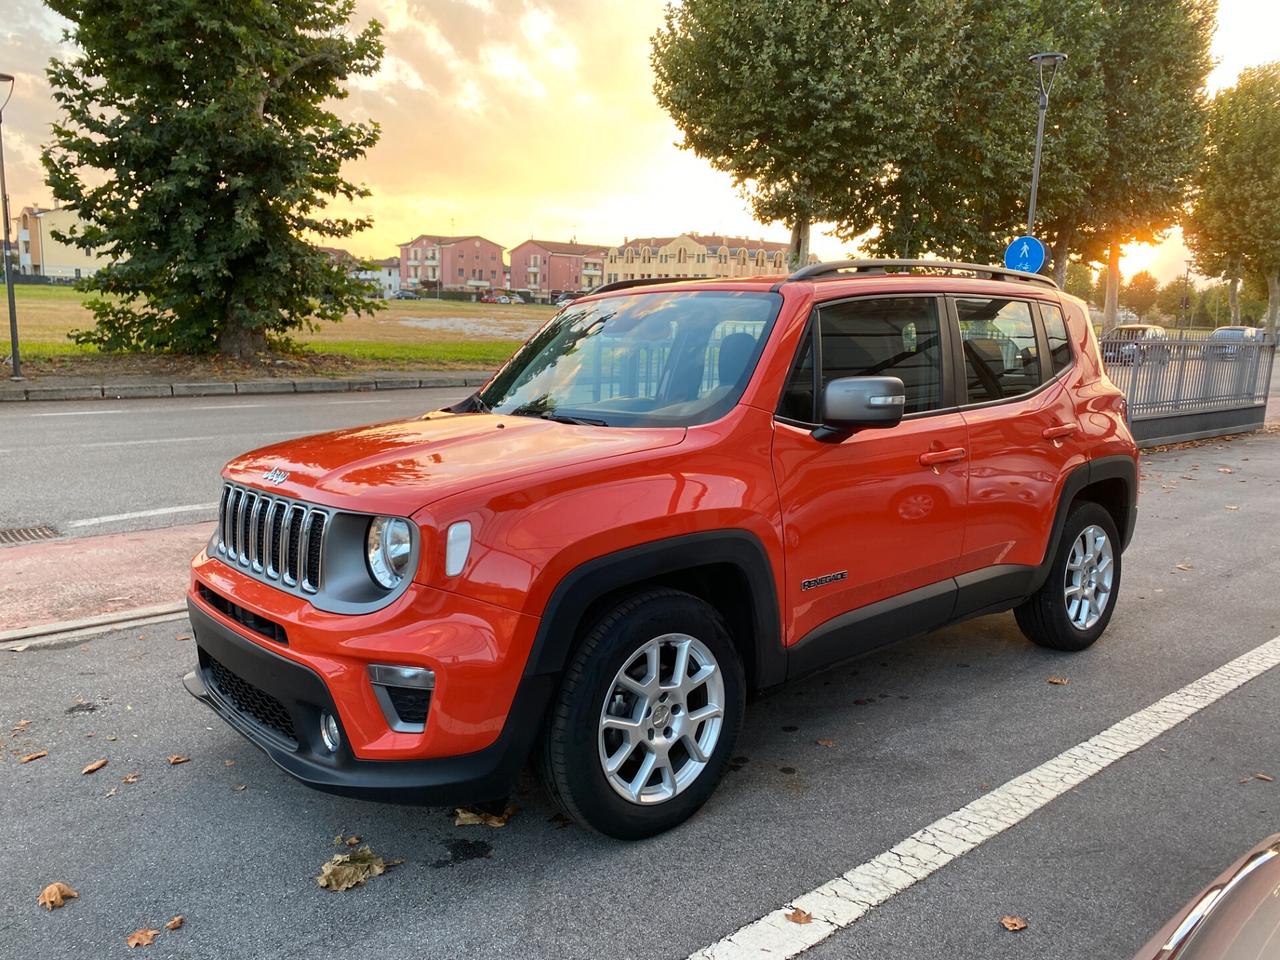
458, 268, 465, 277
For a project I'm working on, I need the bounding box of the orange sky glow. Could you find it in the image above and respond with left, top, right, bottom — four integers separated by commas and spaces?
2, 0, 1276, 283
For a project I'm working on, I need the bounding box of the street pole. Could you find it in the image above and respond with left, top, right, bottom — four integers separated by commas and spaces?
1026, 53, 1067, 238
0, 72, 20, 381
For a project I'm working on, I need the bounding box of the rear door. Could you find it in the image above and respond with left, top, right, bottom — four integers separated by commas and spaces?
952, 295, 1087, 615
771, 294, 969, 652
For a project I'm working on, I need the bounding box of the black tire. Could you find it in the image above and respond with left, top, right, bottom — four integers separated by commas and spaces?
536, 588, 745, 840
1015, 501, 1122, 652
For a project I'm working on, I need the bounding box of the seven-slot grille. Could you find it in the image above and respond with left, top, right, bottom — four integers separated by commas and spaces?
217, 482, 328, 594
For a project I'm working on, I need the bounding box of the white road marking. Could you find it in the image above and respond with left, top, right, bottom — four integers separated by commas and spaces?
325, 398, 396, 405
71, 430, 304, 449
30, 409, 127, 417
66, 503, 221, 528
187, 403, 271, 411
690, 635, 1280, 960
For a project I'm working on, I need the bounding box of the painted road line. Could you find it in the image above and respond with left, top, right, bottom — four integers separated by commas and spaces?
67, 503, 221, 528
65, 430, 305, 450
29, 409, 127, 417
689, 635, 1280, 960
324, 398, 397, 405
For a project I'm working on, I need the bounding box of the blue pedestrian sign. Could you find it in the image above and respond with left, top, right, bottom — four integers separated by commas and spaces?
1004, 236, 1046, 274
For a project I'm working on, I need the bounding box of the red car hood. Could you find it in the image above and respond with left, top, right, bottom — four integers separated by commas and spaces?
223, 412, 687, 515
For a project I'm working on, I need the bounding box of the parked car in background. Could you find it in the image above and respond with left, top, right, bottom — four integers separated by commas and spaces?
555, 292, 579, 307
479, 294, 498, 304
392, 290, 418, 300
1133, 834, 1280, 959
508, 294, 526, 304
496, 295, 511, 304
1102, 324, 1170, 365
1200, 325, 1261, 361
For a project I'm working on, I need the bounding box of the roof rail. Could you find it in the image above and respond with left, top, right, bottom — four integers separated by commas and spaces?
587, 277, 687, 296
788, 259, 1058, 289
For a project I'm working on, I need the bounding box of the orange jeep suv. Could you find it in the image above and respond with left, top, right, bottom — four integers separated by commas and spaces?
184, 260, 1138, 838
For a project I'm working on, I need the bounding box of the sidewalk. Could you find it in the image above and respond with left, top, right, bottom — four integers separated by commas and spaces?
0, 368, 493, 402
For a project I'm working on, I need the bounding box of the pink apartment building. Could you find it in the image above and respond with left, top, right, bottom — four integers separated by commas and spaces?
398, 234, 505, 293
508, 240, 607, 297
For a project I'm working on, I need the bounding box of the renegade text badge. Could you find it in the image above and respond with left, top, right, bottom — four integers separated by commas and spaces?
801, 570, 848, 591
262, 467, 290, 485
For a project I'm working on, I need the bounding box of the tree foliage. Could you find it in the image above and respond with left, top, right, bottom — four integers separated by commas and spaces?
43, 0, 385, 358
1063, 261, 1094, 302
1185, 63, 1280, 337
651, 0, 960, 268
1121, 271, 1160, 319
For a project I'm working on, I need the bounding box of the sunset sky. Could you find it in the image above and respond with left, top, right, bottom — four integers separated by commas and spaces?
2, 0, 1276, 282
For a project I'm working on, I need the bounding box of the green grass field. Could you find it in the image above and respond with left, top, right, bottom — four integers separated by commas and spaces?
1, 284, 542, 376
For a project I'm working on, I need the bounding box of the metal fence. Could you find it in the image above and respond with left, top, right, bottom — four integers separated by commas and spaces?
1099, 331, 1275, 446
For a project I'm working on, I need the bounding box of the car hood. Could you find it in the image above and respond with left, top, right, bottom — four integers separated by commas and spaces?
223, 412, 687, 515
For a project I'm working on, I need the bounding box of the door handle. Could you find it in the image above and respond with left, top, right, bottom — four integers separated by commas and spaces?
919, 447, 966, 467
1042, 423, 1078, 440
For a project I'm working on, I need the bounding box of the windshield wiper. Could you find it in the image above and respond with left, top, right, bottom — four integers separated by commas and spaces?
539, 411, 609, 427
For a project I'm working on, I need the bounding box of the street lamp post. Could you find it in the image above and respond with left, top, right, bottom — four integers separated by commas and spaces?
0, 72, 21, 380
1026, 52, 1067, 238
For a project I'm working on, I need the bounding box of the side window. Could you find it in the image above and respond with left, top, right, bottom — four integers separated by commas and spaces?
777, 329, 816, 422
956, 298, 1043, 403
1041, 303, 1073, 374
819, 297, 943, 414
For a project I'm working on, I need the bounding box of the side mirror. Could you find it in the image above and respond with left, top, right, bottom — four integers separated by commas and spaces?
814, 376, 906, 441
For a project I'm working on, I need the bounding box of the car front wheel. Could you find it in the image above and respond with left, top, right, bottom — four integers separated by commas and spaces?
537, 589, 744, 839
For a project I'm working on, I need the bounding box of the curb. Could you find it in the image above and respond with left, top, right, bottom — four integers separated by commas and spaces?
0, 601, 188, 647
0, 373, 490, 403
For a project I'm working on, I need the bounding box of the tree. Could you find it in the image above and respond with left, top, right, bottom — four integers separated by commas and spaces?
1077, 0, 1215, 327
1064, 261, 1095, 302
651, 0, 959, 270
1156, 275, 1196, 322
42, 0, 384, 358
1185, 63, 1280, 338
1121, 271, 1160, 319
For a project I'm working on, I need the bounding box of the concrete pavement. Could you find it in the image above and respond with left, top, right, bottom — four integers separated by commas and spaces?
3, 431, 1278, 960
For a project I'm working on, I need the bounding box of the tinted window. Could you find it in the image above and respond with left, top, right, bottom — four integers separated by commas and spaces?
957, 298, 1042, 402
818, 298, 944, 414
777, 329, 816, 422
1042, 303, 1073, 374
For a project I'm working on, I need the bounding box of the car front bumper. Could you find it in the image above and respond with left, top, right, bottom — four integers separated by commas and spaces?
183, 556, 553, 804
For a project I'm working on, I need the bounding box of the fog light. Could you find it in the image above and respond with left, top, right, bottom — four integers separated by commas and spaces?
320, 711, 341, 753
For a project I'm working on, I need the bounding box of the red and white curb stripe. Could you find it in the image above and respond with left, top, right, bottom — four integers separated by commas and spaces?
690, 635, 1280, 960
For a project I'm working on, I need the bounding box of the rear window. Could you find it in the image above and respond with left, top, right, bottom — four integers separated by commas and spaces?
1041, 303, 1074, 374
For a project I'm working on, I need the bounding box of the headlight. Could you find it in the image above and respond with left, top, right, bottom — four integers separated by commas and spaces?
366, 517, 413, 589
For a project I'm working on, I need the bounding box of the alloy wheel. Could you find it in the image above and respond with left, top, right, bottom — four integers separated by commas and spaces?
1064, 524, 1114, 630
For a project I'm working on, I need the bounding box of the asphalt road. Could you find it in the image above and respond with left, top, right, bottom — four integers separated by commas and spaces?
3, 432, 1279, 960
0, 388, 468, 537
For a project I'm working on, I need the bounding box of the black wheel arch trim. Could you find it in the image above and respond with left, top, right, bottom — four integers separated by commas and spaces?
1032, 454, 1137, 594
524, 529, 786, 691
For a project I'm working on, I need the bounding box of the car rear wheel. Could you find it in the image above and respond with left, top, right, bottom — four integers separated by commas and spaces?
537, 589, 744, 839
1015, 501, 1122, 652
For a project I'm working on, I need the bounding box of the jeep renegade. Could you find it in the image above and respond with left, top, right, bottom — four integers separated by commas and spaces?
183, 260, 1138, 839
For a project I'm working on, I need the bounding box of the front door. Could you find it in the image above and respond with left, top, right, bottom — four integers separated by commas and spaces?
771, 295, 969, 654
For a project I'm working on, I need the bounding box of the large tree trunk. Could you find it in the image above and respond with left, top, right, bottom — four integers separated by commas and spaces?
788, 215, 811, 273
1103, 240, 1121, 331
1266, 270, 1279, 341
220, 301, 268, 359
1051, 228, 1072, 287
1228, 275, 1241, 325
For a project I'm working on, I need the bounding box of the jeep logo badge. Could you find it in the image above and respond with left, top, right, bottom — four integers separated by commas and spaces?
262, 467, 290, 486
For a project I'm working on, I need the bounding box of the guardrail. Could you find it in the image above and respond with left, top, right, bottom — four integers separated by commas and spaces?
1099, 333, 1275, 446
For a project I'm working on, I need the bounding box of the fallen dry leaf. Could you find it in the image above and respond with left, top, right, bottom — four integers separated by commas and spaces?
815, 738, 836, 748
167, 755, 190, 766
1175, 563, 1193, 572
1218, 467, 1234, 474
454, 803, 518, 828
106, 735, 117, 742
164, 916, 184, 931
121, 772, 140, 785
233, 784, 246, 792
37, 882, 78, 911
786, 907, 813, 924
316, 846, 398, 892
12, 719, 31, 734
1225, 505, 1239, 511
174, 634, 191, 642
224, 759, 235, 767
1001, 915, 1028, 932
82, 758, 108, 775
1046, 676, 1070, 686
1255, 773, 1275, 783
345, 835, 361, 847
126, 928, 159, 948
20, 751, 48, 764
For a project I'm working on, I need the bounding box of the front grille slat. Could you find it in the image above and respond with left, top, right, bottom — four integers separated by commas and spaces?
214, 482, 330, 601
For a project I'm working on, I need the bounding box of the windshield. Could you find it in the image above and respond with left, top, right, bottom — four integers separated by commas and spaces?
475, 290, 783, 427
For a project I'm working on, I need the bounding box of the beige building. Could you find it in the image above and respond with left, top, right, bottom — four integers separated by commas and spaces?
601, 234, 818, 285
12, 206, 110, 280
